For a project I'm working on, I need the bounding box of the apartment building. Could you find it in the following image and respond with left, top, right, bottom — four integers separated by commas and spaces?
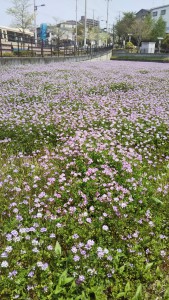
136, 4, 169, 33
80, 16, 100, 28
150, 4, 169, 33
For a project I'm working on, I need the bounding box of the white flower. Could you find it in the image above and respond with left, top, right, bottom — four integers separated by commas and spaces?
5, 246, 13, 253
160, 250, 166, 257
1, 260, 9, 268
37, 261, 43, 267
104, 248, 109, 254
102, 225, 109, 231
1, 252, 8, 258
37, 213, 42, 218
71, 246, 77, 253
87, 239, 95, 246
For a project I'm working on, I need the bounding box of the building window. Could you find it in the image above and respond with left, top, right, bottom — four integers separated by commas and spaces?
152, 11, 158, 17
161, 10, 166, 15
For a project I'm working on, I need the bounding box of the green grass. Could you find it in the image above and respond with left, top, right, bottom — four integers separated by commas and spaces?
111, 55, 169, 62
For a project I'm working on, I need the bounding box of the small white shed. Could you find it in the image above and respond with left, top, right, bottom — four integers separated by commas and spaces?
140, 42, 155, 54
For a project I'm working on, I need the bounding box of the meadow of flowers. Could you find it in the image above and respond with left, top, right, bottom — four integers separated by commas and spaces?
0, 60, 169, 300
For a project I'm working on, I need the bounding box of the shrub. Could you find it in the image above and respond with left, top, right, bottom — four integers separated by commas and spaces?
2, 52, 14, 57
19, 50, 33, 57
125, 41, 135, 50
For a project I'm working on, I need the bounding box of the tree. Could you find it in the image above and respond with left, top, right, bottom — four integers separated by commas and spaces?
88, 26, 99, 45
150, 16, 166, 41
161, 34, 169, 51
141, 14, 155, 41
87, 26, 109, 46
99, 31, 110, 46
115, 12, 136, 44
114, 12, 166, 48
6, 0, 33, 32
76, 23, 84, 46
131, 15, 154, 46
50, 19, 69, 48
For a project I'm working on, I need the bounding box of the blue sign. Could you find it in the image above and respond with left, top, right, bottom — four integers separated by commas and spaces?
40, 23, 47, 41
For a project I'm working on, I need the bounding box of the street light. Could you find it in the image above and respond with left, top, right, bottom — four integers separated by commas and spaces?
34, 0, 45, 45
128, 33, 132, 42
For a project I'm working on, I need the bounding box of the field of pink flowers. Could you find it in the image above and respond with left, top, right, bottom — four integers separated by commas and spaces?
0, 60, 169, 300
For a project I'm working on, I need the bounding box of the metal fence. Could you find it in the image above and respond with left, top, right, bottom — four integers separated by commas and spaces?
0, 36, 112, 58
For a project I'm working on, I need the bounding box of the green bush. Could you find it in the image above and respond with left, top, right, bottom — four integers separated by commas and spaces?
110, 55, 169, 62
125, 41, 135, 50
2, 52, 14, 57
19, 50, 33, 57
161, 34, 169, 51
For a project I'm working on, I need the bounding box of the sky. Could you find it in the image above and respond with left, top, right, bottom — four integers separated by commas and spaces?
0, 0, 168, 28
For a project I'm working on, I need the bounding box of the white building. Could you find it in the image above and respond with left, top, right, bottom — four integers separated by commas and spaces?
140, 42, 156, 53
45, 21, 76, 45
150, 4, 169, 33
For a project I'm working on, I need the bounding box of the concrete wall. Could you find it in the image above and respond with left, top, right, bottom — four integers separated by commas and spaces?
0, 51, 112, 66
90, 51, 112, 61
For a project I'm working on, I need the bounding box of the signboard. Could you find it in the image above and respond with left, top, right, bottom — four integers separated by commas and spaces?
40, 23, 47, 41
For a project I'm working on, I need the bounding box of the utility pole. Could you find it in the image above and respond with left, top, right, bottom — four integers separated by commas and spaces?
34, 0, 37, 45
84, 0, 87, 47
105, 0, 112, 46
34, 0, 45, 45
75, 0, 78, 46
93, 9, 95, 27
106, 0, 112, 33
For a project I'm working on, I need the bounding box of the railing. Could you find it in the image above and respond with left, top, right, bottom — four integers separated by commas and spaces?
0, 38, 112, 58
0, 43, 13, 56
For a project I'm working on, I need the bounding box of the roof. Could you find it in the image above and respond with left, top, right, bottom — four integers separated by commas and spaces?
136, 9, 150, 13
0, 25, 33, 35
150, 4, 169, 11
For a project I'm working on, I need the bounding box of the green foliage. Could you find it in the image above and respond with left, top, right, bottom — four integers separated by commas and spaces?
115, 12, 136, 40
19, 50, 32, 57
164, 287, 169, 299
0, 63, 169, 300
141, 14, 155, 42
162, 34, 169, 50
0, 122, 72, 154
88, 82, 134, 95
115, 12, 166, 46
150, 16, 166, 42
130, 15, 154, 46
132, 284, 142, 300
2, 52, 14, 57
55, 241, 62, 256
110, 55, 169, 62
76, 23, 84, 45
125, 41, 134, 50
54, 269, 75, 295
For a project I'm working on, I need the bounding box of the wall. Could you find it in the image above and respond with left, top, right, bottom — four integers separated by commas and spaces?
0, 51, 112, 66
90, 51, 112, 61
